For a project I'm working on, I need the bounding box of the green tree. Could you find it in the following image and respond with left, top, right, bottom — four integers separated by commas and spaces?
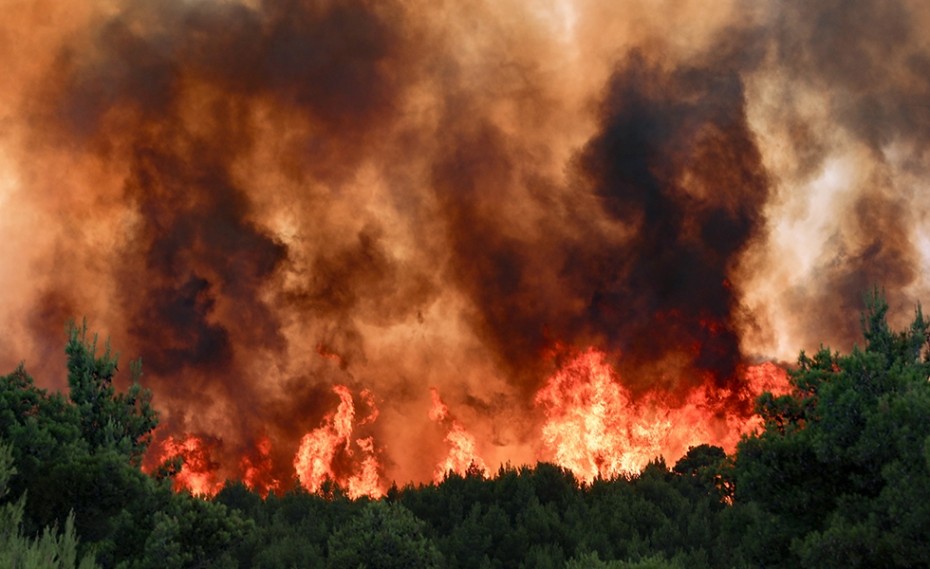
732, 291, 930, 568
0, 324, 263, 569
565, 551, 682, 569
128, 495, 251, 569
66, 322, 157, 465
328, 501, 444, 569
0, 440, 99, 569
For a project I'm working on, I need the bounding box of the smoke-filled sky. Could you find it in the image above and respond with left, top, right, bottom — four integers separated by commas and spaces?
1, 0, 929, 485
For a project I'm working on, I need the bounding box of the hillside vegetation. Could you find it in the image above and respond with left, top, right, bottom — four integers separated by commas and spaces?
2, 293, 929, 568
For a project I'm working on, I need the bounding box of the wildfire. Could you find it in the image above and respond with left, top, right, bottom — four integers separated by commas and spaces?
5, 0, 921, 514
743, 360, 793, 396
145, 357, 789, 497
535, 349, 790, 483
154, 434, 224, 496
346, 437, 382, 499
293, 385, 385, 499
428, 388, 490, 482
241, 436, 280, 497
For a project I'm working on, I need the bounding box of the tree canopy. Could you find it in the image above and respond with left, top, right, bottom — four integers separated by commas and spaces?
1, 294, 929, 568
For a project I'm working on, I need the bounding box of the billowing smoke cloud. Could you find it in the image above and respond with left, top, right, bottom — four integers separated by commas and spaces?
736, 0, 930, 355
433, 44, 769, 397
1, 0, 928, 486
571, 46, 769, 392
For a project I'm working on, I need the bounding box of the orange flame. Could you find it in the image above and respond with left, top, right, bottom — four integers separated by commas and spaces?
429, 387, 490, 482
346, 436, 383, 499
241, 436, 280, 496
743, 360, 793, 396
535, 348, 790, 483
145, 359, 788, 496
731, 360, 794, 436
156, 434, 224, 496
293, 385, 384, 498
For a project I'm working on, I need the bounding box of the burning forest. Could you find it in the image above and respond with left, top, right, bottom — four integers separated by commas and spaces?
2, 0, 930, 499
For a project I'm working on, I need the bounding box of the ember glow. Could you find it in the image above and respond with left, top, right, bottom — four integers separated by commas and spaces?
535, 349, 791, 483
153, 434, 224, 497
2, 0, 929, 494
241, 436, 280, 497
293, 386, 384, 498
429, 388, 490, 482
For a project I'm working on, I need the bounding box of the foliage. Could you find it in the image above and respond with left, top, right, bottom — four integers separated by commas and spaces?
66, 321, 157, 465
0, 326, 245, 569
732, 290, 930, 568
328, 501, 444, 568
2, 294, 929, 568
565, 551, 682, 569
0, 440, 100, 569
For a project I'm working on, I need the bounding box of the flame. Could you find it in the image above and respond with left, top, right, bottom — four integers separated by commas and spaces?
142, 359, 788, 495
317, 343, 348, 369
155, 434, 224, 496
429, 387, 490, 482
293, 385, 385, 498
2, 0, 926, 502
358, 389, 379, 425
743, 360, 792, 396
241, 436, 280, 496
346, 437, 383, 499
731, 360, 794, 436
535, 348, 790, 483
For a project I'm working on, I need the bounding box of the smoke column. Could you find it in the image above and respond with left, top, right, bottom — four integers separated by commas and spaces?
1, 0, 928, 487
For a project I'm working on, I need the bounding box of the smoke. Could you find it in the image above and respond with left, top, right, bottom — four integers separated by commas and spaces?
1, 0, 928, 485
737, 0, 930, 355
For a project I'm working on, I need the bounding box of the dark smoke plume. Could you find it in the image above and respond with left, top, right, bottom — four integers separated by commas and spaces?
433, 47, 770, 395
575, 50, 769, 392
1, 0, 928, 484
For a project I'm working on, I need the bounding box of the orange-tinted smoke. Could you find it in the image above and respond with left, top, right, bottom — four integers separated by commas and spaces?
429, 388, 490, 482
0, 0, 929, 489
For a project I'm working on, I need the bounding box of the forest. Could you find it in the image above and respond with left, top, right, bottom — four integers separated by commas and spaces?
2, 294, 930, 568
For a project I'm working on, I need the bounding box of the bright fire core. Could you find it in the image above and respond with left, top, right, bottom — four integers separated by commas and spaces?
4, 0, 917, 502
148, 350, 789, 497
